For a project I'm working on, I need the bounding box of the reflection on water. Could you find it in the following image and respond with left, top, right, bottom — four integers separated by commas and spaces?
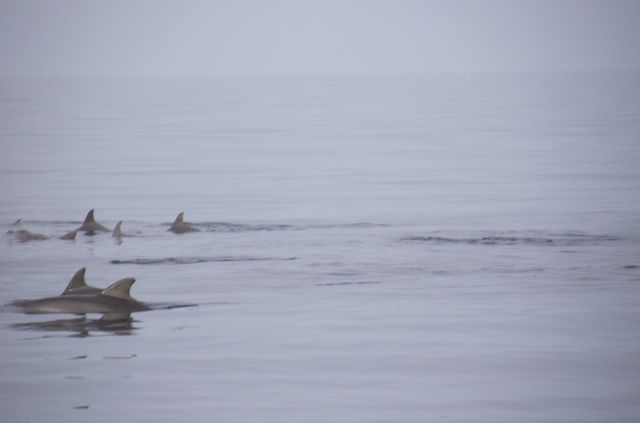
6, 302, 198, 338
10, 315, 137, 337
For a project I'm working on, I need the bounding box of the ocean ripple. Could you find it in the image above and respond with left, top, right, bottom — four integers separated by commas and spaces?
400, 232, 620, 246
110, 256, 299, 265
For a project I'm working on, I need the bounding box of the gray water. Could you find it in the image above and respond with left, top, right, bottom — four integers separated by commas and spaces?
1, 72, 640, 422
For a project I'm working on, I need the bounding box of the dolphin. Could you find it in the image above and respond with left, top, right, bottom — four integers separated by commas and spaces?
61, 267, 102, 296
14, 277, 150, 314
7, 229, 77, 241
7, 229, 49, 241
112, 220, 124, 238
112, 220, 135, 238
76, 209, 111, 233
60, 230, 77, 240
168, 212, 200, 233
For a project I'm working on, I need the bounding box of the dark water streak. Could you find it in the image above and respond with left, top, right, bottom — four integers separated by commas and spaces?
110, 256, 299, 265
401, 233, 621, 246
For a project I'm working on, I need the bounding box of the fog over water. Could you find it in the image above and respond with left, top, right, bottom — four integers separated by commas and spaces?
1, 0, 640, 76
1, 2, 640, 423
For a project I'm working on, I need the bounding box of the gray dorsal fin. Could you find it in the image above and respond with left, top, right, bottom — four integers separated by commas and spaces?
62, 268, 88, 294
84, 209, 96, 224
174, 212, 184, 225
61, 230, 77, 240
101, 277, 136, 299
112, 221, 123, 237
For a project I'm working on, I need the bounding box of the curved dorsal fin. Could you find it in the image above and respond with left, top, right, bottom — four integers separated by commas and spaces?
101, 277, 136, 299
61, 230, 77, 240
84, 209, 96, 224
174, 212, 184, 225
112, 221, 123, 237
62, 268, 88, 294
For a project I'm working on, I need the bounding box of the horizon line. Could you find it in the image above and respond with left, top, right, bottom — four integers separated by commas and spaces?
1, 68, 639, 79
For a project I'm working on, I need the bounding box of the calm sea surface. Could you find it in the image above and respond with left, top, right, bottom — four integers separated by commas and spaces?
1, 72, 640, 422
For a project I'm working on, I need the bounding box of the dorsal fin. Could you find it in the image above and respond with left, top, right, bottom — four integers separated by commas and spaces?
173, 212, 184, 225
61, 230, 77, 240
84, 209, 96, 224
112, 221, 123, 237
101, 277, 136, 299
62, 268, 88, 294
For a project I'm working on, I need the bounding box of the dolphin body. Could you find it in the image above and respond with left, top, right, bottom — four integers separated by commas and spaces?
76, 209, 111, 234
15, 277, 150, 315
168, 212, 200, 233
7, 229, 49, 241
6, 229, 77, 242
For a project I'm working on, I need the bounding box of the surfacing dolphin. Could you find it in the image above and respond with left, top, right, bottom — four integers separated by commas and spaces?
7, 229, 49, 241
168, 212, 200, 233
112, 220, 136, 239
61, 267, 103, 296
112, 220, 124, 238
6, 229, 77, 242
60, 230, 77, 240
76, 209, 111, 234
14, 277, 150, 315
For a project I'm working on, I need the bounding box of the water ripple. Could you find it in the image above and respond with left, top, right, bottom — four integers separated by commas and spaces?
196, 221, 388, 232
110, 256, 299, 265
400, 232, 620, 246
316, 281, 382, 287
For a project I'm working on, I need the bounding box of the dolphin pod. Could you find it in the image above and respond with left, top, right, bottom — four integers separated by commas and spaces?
13, 268, 149, 319
6, 209, 201, 241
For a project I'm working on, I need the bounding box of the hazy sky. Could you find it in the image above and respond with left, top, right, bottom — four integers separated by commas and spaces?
0, 0, 639, 77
